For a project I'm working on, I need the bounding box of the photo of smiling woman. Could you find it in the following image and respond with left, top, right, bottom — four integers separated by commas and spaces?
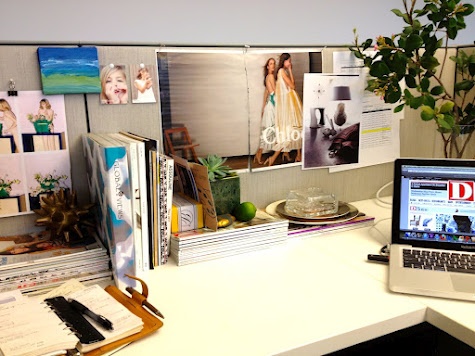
100, 64, 129, 104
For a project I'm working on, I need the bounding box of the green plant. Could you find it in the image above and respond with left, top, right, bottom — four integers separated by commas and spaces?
0, 175, 21, 198
198, 154, 234, 182
30, 172, 68, 197
350, 0, 475, 158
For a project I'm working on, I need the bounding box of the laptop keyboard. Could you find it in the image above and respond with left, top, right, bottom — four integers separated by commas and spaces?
403, 248, 475, 274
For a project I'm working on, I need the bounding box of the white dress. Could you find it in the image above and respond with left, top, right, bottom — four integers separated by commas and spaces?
133, 80, 156, 103
259, 92, 275, 152
273, 69, 303, 152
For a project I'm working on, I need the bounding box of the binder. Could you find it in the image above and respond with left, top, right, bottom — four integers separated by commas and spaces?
44, 296, 105, 345
0, 276, 163, 356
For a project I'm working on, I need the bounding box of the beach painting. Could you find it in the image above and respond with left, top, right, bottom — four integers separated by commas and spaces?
37, 47, 101, 94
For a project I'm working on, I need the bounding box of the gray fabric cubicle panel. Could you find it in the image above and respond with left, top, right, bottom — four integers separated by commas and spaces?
86, 46, 163, 141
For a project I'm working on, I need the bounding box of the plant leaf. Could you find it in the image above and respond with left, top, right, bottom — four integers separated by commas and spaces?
455, 80, 474, 92
394, 104, 405, 113
404, 34, 423, 52
391, 9, 404, 17
439, 101, 455, 114
420, 105, 435, 121
430, 86, 445, 95
369, 61, 391, 77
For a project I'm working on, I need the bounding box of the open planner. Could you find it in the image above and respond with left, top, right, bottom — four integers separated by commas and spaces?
0, 282, 161, 356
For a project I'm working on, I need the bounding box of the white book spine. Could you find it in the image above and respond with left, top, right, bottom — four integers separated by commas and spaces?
135, 140, 150, 270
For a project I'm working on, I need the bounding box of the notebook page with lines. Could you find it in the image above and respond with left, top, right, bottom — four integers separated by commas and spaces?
0, 290, 79, 356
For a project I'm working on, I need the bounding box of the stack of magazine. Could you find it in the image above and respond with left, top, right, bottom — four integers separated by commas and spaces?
0, 230, 111, 295
170, 210, 289, 266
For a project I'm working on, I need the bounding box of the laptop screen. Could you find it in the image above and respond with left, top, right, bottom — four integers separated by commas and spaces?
392, 158, 475, 251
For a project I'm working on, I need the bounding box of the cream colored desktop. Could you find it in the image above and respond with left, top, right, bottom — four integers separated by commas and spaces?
110, 198, 475, 355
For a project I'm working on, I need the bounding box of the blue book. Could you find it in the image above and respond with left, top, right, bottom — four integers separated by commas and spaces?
82, 133, 136, 290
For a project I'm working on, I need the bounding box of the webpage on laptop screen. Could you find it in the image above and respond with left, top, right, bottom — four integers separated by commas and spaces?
399, 164, 475, 245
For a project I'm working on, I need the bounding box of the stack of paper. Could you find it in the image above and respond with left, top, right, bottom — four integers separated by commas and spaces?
0, 230, 111, 295
170, 210, 289, 266
287, 214, 375, 238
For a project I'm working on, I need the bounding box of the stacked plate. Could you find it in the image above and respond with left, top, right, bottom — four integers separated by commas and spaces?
266, 200, 360, 225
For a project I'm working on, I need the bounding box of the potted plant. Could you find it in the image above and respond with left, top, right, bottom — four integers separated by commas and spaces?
0, 175, 20, 198
27, 113, 55, 133
29, 171, 69, 209
198, 154, 240, 215
350, 0, 474, 158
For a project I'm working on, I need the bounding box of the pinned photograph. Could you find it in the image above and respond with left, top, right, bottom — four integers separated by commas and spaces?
130, 64, 157, 104
100, 64, 129, 105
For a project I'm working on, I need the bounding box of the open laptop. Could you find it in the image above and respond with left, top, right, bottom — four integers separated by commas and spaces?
389, 158, 475, 301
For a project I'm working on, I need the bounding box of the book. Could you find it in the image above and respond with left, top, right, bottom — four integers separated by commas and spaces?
149, 149, 160, 267
0, 230, 107, 271
0, 289, 80, 356
0, 230, 112, 295
82, 133, 136, 290
93, 133, 143, 274
114, 132, 151, 271
170, 210, 289, 266
158, 153, 174, 265
120, 132, 159, 270
171, 193, 204, 233
106, 133, 148, 273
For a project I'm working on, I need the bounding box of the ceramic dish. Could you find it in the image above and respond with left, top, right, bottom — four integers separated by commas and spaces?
276, 201, 350, 220
273, 201, 360, 225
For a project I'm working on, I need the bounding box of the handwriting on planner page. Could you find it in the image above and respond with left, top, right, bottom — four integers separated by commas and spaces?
0, 290, 78, 356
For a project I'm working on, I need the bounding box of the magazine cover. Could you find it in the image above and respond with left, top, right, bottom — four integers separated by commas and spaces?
0, 230, 106, 270
157, 48, 322, 171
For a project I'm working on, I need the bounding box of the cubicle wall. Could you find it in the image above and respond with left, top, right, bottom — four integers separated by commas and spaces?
0, 44, 448, 236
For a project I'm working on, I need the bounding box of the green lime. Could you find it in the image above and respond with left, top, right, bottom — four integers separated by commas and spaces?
233, 202, 257, 222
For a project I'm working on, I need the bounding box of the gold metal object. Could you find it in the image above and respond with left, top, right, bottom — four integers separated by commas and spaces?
34, 188, 95, 242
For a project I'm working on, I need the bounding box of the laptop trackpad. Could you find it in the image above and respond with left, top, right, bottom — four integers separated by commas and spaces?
451, 274, 475, 293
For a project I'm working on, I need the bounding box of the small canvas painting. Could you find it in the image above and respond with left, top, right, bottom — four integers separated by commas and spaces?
37, 47, 101, 94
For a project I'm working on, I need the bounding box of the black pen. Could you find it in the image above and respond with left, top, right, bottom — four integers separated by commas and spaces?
68, 298, 114, 330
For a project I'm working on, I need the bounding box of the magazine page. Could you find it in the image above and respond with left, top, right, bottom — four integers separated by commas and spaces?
0, 91, 71, 218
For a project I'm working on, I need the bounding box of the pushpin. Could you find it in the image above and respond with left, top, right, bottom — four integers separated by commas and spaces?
8, 79, 17, 96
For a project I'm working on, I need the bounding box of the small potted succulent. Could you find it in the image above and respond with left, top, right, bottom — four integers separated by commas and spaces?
198, 154, 240, 215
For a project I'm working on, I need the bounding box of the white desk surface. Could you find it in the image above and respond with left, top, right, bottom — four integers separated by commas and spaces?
119, 198, 475, 355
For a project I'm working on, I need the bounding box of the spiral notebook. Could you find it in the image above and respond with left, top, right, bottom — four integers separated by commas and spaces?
0, 290, 79, 356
